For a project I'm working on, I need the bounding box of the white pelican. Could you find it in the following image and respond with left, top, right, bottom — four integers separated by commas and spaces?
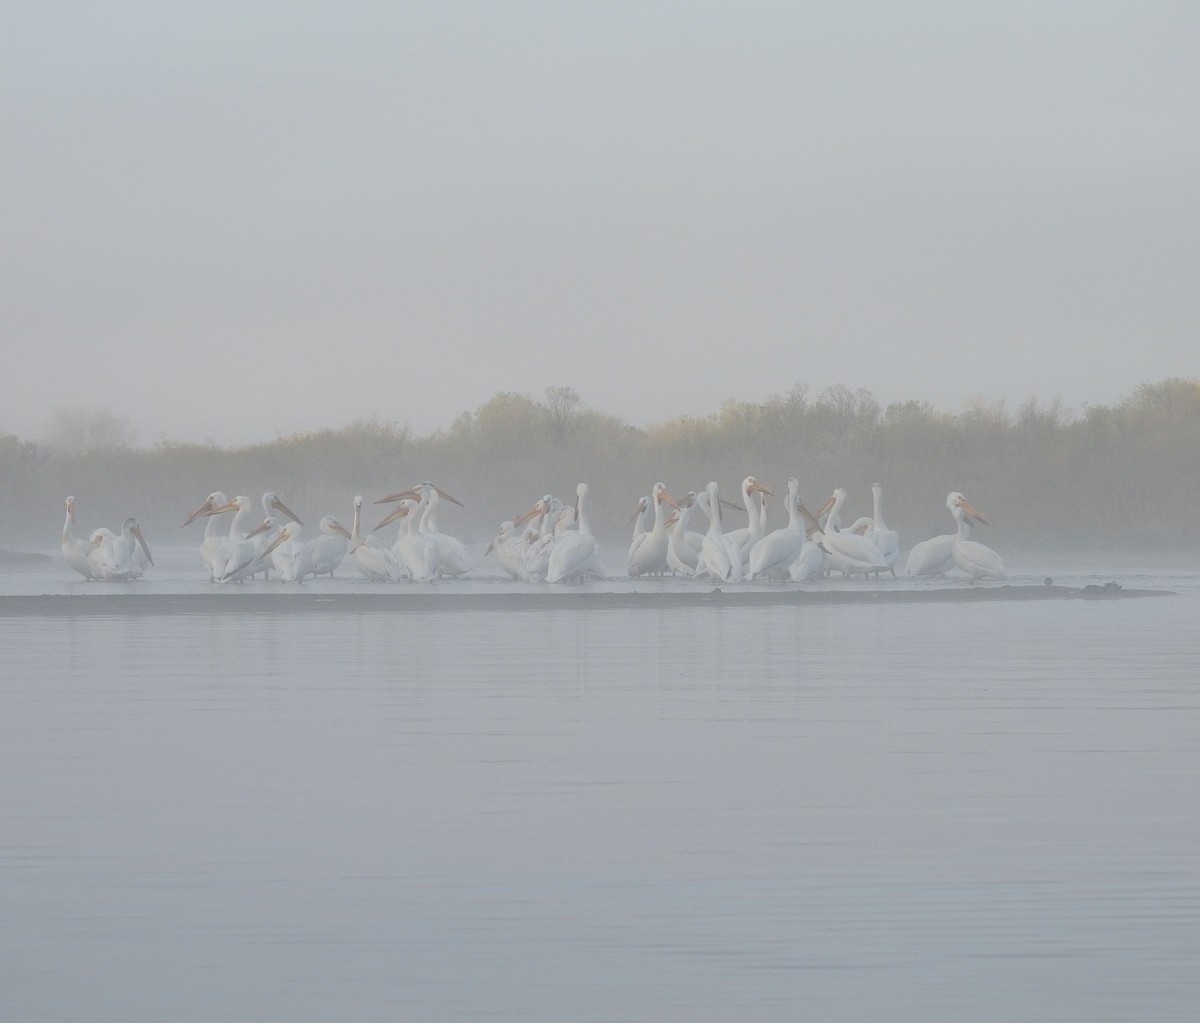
547, 483, 597, 584
512, 495, 555, 582
350, 496, 404, 582
865, 482, 900, 576
627, 496, 651, 567
305, 515, 353, 578
951, 495, 1005, 580
377, 497, 437, 582
485, 520, 530, 581
726, 477, 773, 559
262, 521, 308, 582
181, 491, 231, 581
628, 482, 680, 578
697, 481, 743, 582
219, 518, 276, 583
206, 496, 273, 583
416, 483, 471, 577
788, 537, 828, 582
61, 497, 99, 579
524, 531, 555, 582
88, 517, 153, 581
905, 492, 981, 577
747, 477, 807, 581
822, 488, 890, 576
666, 493, 704, 576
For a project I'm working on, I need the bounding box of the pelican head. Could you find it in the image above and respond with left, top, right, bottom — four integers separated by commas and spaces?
263, 492, 303, 526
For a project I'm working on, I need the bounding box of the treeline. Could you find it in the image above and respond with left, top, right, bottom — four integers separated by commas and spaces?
3, 379, 1199, 550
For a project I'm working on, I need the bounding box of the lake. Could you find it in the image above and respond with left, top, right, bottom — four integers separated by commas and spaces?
1, 546, 1197, 1021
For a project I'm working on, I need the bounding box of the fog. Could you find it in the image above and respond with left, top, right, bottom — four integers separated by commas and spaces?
2, 3, 1198, 448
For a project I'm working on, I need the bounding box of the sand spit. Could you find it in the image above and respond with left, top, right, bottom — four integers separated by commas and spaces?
0, 584, 1173, 618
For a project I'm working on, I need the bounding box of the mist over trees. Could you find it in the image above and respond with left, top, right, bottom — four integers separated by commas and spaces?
3, 380, 1198, 550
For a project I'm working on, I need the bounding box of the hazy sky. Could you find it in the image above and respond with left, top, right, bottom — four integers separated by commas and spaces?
3, 2, 1197, 447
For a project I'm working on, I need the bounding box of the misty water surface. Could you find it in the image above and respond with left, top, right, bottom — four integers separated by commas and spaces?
1, 552, 1197, 1022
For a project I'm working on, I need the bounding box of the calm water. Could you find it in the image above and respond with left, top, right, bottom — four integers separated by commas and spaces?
2, 549, 1198, 1021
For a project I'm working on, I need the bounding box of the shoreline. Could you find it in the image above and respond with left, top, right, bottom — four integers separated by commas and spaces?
0, 584, 1173, 617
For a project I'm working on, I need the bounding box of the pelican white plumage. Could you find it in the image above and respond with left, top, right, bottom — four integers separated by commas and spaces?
698, 481, 743, 582
627, 496, 651, 566
181, 491, 231, 581
547, 483, 597, 584
666, 492, 704, 576
377, 497, 438, 582
61, 497, 99, 579
304, 515, 352, 579
262, 521, 308, 582
726, 477, 773, 559
350, 496, 404, 582
865, 482, 900, 576
747, 477, 807, 581
822, 488, 890, 576
485, 520, 530, 581
219, 517, 275, 583
905, 491, 982, 577
628, 482, 679, 577
416, 483, 471, 577
88, 517, 153, 581
951, 495, 1005, 580
205, 495, 275, 583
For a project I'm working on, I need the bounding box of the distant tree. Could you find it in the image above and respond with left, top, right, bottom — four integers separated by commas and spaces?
541, 386, 584, 444
45, 407, 135, 453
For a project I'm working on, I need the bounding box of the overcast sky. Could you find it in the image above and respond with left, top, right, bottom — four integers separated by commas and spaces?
2, 1, 1197, 447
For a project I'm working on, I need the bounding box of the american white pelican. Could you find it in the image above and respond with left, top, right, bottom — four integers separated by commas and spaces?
305, 515, 353, 578
524, 531, 555, 582
726, 477, 773, 559
822, 488, 890, 576
627, 496, 651, 566
666, 492, 705, 576
415, 483, 471, 577
905, 492, 983, 577
485, 520, 530, 581
87, 517, 153, 581
61, 497, 99, 579
628, 482, 680, 578
220, 519, 276, 583
208, 496, 274, 583
697, 481, 743, 582
181, 491, 231, 581
350, 496, 404, 582
951, 495, 1005, 580
377, 497, 437, 582
547, 483, 597, 584
747, 477, 807, 581
262, 521, 308, 582
865, 482, 900, 576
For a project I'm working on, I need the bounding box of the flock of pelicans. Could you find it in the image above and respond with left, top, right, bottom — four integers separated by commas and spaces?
59, 477, 1007, 585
